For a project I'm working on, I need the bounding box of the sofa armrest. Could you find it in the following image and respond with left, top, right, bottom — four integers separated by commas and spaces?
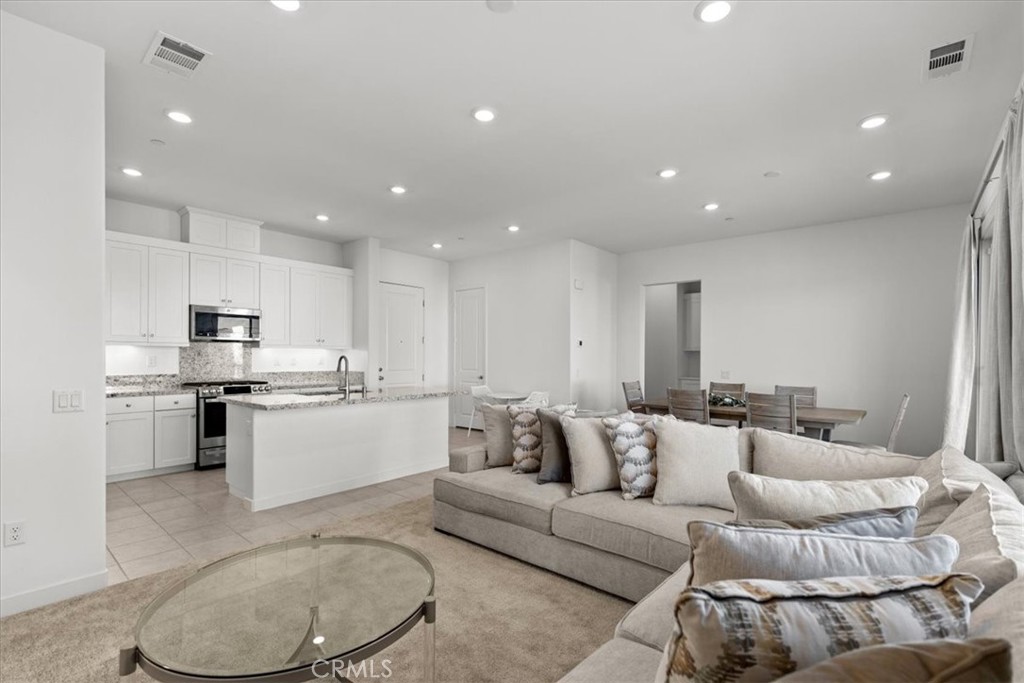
449, 444, 487, 473
1004, 472, 1024, 503
979, 461, 1021, 480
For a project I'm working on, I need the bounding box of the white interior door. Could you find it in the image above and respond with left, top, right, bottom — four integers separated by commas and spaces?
454, 287, 486, 428
379, 283, 424, 386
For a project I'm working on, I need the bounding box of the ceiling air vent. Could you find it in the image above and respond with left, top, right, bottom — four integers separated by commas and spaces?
142, 32, 210, 78
923, 35, 973, 81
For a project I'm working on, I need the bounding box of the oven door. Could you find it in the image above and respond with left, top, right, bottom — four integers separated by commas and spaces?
197, 397, 227, 450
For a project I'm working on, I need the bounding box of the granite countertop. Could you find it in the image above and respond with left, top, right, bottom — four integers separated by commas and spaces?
218, 386, 460, 411
105, 386, 188, 398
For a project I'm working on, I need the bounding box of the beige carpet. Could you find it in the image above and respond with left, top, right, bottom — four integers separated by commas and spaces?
0, 497, 630, 682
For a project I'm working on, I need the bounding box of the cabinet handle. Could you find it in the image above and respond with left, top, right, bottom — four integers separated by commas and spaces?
149, 333, 154, 338
125, 403, 132, 407
227, 299, 233, 303
173, 400, 179, 405
191, 413, 196, 418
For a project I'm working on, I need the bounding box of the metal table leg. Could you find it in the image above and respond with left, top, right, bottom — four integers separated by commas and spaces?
424, 596, 436, 683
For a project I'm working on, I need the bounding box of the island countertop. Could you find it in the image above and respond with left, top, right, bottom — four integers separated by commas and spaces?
218, 385, 460, 411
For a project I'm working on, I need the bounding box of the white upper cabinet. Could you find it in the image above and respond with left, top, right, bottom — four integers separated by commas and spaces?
259, 263, 290, 346
106, 241, 188, 345
106, 242, 148, 342
190, 254, 260, 308
180, 207, 261, 254
289, 267, 352, 348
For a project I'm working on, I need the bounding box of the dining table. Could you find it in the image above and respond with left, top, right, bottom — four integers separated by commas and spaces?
638, 399, 866, 442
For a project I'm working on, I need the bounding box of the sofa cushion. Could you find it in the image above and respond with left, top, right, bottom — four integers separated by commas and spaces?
433, 467, 571, 535
654, 419, 739, 511
551, 492, 732, 572
482, 403, 514, 467
750, 428, 923, 480
687, 521, 958, 586
537, 408, 571, 484
969, 577, 1024, 679
602, 415, 658, 500
616, 562, 693, 651
775, 638, 1013, 683
561, 416, 621, 496
658, 573, 983, 683
727, 506, 919, 538
509, 405, 544, 473
557, 638, 663, 683
914, 446, 1019, 535
933, 483, 1024, 604
729, 471, 929, 520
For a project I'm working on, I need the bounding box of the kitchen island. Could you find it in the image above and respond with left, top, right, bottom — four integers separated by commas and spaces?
219, 386, 457, 511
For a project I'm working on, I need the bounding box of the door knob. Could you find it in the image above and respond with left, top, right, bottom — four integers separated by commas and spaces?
378, 375, 384, 381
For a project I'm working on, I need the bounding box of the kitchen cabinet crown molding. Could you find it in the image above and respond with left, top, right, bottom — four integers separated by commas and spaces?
176, 205, 263, 227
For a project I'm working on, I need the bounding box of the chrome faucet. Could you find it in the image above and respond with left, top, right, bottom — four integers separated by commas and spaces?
336, 355, 349, 395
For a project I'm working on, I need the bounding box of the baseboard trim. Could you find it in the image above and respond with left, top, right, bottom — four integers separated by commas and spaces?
0, 568, 108, 617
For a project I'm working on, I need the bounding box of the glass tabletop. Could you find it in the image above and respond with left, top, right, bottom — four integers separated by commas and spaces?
135, 535, 434, 678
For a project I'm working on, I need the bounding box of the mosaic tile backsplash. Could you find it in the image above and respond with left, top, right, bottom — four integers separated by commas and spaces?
108, 342, 363, 388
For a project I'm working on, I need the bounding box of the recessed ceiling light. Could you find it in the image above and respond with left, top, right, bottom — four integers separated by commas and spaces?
763, 171, 781, 178
657, 168, 678, 179
312, 635, 325, 645
859, 114, 888, 130
694, 1, 731, 23
166, 110, 192, 124
472, 108, 496, 123
122, 167, 142, 177
432, 243, 443, 249
390, 185, 407, 195
703, 202, 719, 211
869, 170, 892, 181
507, 225, 520, 232
486, 0, 517, 13
315, 214, 329, 222
270, 0, 301, 11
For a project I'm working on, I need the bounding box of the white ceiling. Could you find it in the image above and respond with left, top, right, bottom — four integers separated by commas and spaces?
2, 0, 1021, 260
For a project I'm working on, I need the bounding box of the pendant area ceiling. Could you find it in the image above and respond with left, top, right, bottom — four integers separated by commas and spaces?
2, 0, 1022, 260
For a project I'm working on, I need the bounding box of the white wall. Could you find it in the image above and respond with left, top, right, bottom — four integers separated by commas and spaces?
1, 12, 107, 615
380, 248, 450, 386
343, 238, 382, 390
618, 204, 966, 456
569, 240, 618, 410
105, 198, 346, 267
451, 241, 572, 403
643, 283, 678, 401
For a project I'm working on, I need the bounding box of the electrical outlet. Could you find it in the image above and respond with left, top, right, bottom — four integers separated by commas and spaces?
4, 521, 26, 546
147, 355, 158, 368
720, 370, 731, 380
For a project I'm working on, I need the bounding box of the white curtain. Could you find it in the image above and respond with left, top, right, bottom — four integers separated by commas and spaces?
944, 83, 1023, 468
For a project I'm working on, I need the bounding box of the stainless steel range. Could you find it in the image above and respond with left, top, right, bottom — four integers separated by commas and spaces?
182, 380, 273, 469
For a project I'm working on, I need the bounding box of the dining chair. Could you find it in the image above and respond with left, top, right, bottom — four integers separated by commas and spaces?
622, 380, 647, 414
708, 381, 746, 426
466, 384, 493, 435
775, 385, 819, 438
667, 388, 709, 424
745, 392, 798, 434
833, 393, 910, 452
514, 391, 550, 407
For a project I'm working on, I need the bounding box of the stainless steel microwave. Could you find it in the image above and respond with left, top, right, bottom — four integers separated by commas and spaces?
190, 305, 261, 342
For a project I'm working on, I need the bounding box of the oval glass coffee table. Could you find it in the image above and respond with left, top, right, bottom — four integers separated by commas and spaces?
119, 535, 435, 682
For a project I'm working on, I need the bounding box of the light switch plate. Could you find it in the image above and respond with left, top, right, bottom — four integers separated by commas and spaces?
52, 389, 84, 413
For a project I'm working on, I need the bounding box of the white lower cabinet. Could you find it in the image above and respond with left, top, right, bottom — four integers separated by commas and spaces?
107, 393, 196, 478
106, 412, 155, 476
155, 408, 197, 468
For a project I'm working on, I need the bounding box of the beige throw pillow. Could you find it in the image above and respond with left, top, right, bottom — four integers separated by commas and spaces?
560, 416, 620, 496
727, 506, 919, 538
658, 574, 983, 683
481, 403, 514, 467
653, 419, 739, 511
602, 415, 657, 499
969, 577, 1024, 679
750, 428, 923, 480
687, 520, 957, 586
914, 446, 1019, 535
775, 638, 1012, 683
933, 483, 1024, 604
729, 470, 929, 520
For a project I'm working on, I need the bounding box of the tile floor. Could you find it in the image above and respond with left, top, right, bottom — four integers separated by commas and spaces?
105, 427, 485, 585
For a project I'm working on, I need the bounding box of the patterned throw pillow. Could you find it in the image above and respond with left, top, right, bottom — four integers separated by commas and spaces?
658, 573, 983, 683
602, 414, 657, 499
509, 404, 574, 474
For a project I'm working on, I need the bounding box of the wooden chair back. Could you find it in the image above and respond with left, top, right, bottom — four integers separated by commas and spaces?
709, 382, 746, 401
667, 388, 710, 424
774, 385, 818, 408
746, 392, 798, 434
886, 394, 910, 452
622, 381, 647, 414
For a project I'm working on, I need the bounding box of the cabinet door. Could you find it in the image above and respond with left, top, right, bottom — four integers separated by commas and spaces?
259, 264, 290, 346
318, 272, 352, 349
225, 219, 261, 254
154, 408, 196, 468
190, 254, 226, 306
106, 242, 149, 343
225, 259, 260, 308
289, 268, 320, 346
148, 247, 190, 345
106, 412, 155, 476
185, 212, 227, 248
